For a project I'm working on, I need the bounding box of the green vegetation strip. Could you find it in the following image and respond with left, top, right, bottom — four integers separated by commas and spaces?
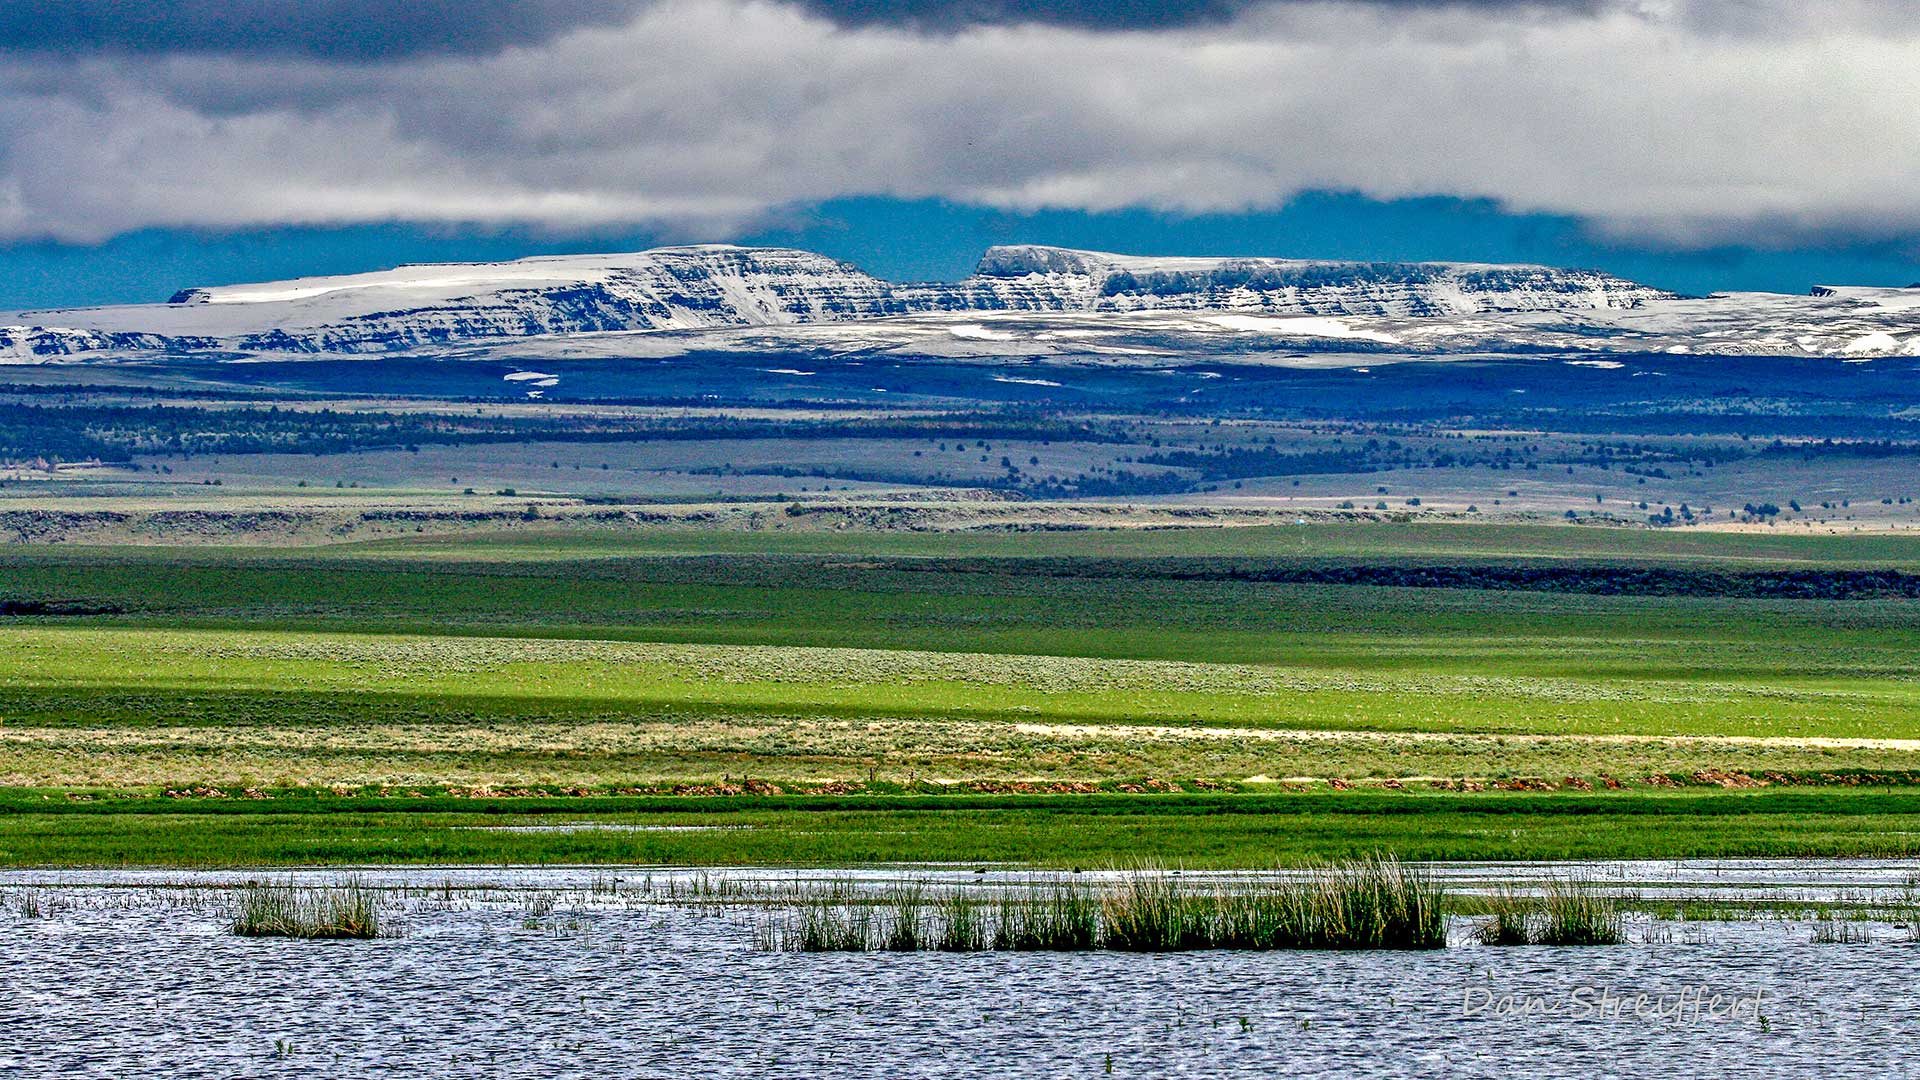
4, 526, 1919, 865
7, 789, 1920, 867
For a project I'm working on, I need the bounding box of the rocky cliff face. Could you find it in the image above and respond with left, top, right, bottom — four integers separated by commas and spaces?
1, 243, 1678, 359
940, 246, 1674, 317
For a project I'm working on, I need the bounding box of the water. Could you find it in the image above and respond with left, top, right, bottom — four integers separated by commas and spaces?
7, 861, 1920, 1077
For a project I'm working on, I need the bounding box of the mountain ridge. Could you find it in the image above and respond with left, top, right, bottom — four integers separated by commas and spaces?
0, 243, 1681, 360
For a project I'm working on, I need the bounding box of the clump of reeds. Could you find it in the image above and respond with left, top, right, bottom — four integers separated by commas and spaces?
767, 856, 1444, 953
1472, 889, 1533, 946
1284, 855, 1447, 951
936, 888, 987, 952
788, 882, 877, 952
991, 879, 1101, 951
1102, 871, 1213, 952
230, 879, 384, 939
1536, 877, 1622, 946
880, 881, 928, 951
1472, 876, 1621, 946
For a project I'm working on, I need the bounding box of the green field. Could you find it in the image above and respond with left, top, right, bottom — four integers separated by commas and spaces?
11, 789, 1920, 867
5, 521, 1920, 866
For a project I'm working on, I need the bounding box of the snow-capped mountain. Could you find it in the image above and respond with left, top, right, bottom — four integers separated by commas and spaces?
940, 245, 1674, 317
3, 243, 1915, 364
2, 246, 905, 359
1, 244, 1679, 361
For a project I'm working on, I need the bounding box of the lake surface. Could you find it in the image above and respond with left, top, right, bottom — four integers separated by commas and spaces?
7, 860, 1920, 1078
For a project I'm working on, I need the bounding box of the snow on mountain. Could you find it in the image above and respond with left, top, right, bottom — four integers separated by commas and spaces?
1, 243, 1914, 363
5, 246, 904, 358
948, 245, 1674, 316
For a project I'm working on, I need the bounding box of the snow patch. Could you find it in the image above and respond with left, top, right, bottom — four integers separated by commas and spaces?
1201, 314, 1402, 344
1844, 331, 1905, 356
949, 323, 1017, 341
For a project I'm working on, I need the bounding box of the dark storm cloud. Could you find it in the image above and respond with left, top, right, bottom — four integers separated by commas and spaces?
1, 0, 1917, 247
0, 0, 648, 60
790, 0, 1600, 32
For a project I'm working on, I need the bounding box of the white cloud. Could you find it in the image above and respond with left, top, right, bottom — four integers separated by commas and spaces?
0, 0, 1916, 248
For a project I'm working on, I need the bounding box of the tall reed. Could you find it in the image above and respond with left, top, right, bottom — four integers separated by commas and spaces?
1535, 877, 1622, 946
1473, 889, 1534, 946
992, 879, 1100, 951
1102, 871, 1213, 951
935, 888, 988, 952
1471, 876, 1622, 946
1285, 855, 1446, 951
791, 890, 874, 952
230, 879, 383, 939
880, 881, 928, 952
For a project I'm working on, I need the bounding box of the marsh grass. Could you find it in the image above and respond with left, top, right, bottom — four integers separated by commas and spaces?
230, 878, 383, 939
1472, 889, 1534, 946
1283, 856, 1446, 951
1535, 878, 1623, 946
936, 888, 987, 952
1102, 872, 1213, 951
991, 880, 1101, 951
769, 857, 1444, 953
880, 882, 928, 952
788, 882, 875, 951
1466, 876, 1622, 946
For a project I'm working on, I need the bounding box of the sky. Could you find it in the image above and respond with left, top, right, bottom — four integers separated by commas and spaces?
2, 0, 1917, 309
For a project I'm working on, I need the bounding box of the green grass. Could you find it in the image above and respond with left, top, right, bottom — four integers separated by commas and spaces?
1472, 890, 1533, 946
5, 524, 1920, 866
2, 620, 1919, 795
1469, 877, 1622, 945
8, 789, 1920, 867
229, 878, 382, 939
1535, 877, 1625, 946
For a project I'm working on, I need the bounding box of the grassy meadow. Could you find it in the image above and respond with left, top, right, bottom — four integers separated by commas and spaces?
5, 521, 1920, 866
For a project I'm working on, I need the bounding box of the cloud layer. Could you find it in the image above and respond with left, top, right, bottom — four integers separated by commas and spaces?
0, 1, 649, 59
1, 0, 1915, 250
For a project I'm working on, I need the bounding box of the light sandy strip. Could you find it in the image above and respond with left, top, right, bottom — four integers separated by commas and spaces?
1012, 722, 1920, 753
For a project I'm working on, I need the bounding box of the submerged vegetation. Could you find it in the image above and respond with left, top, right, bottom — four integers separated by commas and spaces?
1810, 920, 1873, 945
767, 858, 1446, 953
229, 879, 384, 939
